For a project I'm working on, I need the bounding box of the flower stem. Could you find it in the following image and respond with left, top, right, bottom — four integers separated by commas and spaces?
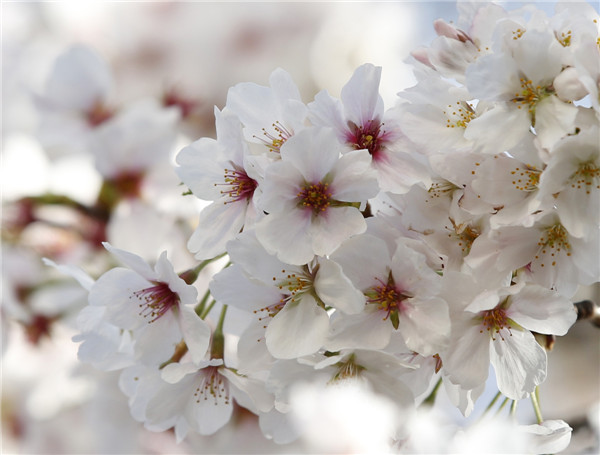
200, 299, 216, 320
482, 391, 502, 416
531, 387, 544, 424
496, 397, 510, 414
422, 377, 443, 406
210, 305, 228, 359
510, 399, 518, 418
159, 340, 188, 369
180, 252, 227, 285
195, 288, 212, 317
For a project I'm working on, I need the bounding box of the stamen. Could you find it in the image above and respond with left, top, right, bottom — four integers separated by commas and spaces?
131, 282, 179, 323
252, 121, 293, 153
510, 164, 542, 192
346, 119, 388, 159
427, 179, 459, 201
329, 354, 365, 384
569, 161, 600, 195
443, 101, 476, 129
297, 182, 332, 215
446, 218, 480, 255
365, 272, 410, 328
535, 223, 572, 267
214, 166, 257, 204
193, 366, 230, 406
479, 305, 512, 341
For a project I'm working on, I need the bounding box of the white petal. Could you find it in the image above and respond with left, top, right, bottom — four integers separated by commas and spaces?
279, 127, 340, 183
340, 63, 384, 126
187, 199, 247, 260
255, 209, 314, 266
443, 318, 490, 390
326, 308, 392, 351
103, 243, 156, 280
508, 285, 576, 336
177, 305, 211, 364
314, 258, 365, 314
490, 328, 546, 400
265, 295, 329, 359
309, 206, 367, 258
398, 297, 450, 356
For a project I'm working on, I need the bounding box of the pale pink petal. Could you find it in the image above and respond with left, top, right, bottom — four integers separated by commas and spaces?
340, 63, 384, 126
177, 305, 211, 364
309, 207, 367, 258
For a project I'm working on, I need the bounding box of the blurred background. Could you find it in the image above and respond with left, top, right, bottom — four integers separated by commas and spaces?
2, 1, 598, 453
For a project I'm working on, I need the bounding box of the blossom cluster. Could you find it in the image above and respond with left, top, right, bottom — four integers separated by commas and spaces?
18, 1, 599, 453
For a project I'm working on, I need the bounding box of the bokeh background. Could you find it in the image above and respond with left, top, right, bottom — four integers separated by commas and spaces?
2, 1, 599, 453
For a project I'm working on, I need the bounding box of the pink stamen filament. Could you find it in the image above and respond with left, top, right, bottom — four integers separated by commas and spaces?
132, 282, 179, 323
215, 167, 257, 204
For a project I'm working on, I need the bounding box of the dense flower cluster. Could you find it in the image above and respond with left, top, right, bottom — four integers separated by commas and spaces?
16, 2, 599, 453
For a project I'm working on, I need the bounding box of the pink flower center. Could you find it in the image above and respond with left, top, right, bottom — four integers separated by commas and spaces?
132, 282, 179, 323
217, 167, 257, 204
346, 119, 387, 159
479, 306, 512, 341
297, 182, 332, 214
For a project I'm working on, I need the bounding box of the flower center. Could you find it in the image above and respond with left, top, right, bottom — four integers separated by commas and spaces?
255, 265, 318, 328
512, 78, 552, 116
346, 119, 386, 159
194, 366, 230, 405
448, 218, 480, 256
365, 272, 410, 329
535, 223, 572, 267
329, 354, 365, 384
297, 182, 332, 215
443, 101, 476, 129
253, 121, 293, 154
479, 306, 512, 341
216, 166, 257, 204
132, 282, 179, 323
569, 161, 600, 195
555, 29, 572, 47
427, 179, 460, 201
510, 164, 542, 192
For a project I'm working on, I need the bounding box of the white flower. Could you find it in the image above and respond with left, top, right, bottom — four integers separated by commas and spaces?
176, 107, 262, 259
329, 234, 450, 356
87, 243, 210, 366
255, 126, 378, 265
442, 279, 576, 399
210, 231, 364, 360
225, 67, 307, 156
90, 98, 179, 180
538, 125, 600, 240
465, 27, 579, 151
120, 359, 272, 441
309, 63, 429, 194
35, 44, 113, 156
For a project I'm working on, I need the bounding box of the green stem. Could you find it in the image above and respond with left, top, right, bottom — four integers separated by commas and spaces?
210, 305, 228, 359
200, 299, 216, 320
482, 391, 502, 416
422, 377, 443, 406
496, 397, 510, 414
510, 399, 518, 418
180, 252, 227, 285
195, 288, 212, 317
531, 387, 544, 424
